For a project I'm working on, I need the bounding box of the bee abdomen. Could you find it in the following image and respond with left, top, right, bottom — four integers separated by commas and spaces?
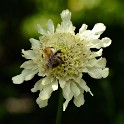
46, 55, 63, 68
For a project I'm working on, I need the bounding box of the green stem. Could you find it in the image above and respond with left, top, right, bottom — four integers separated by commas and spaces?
55, 88, 64, 124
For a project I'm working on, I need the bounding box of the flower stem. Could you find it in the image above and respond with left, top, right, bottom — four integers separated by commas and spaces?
55, 88, 64, 124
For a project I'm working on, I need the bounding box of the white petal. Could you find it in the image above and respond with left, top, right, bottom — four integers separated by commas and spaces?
79, 24, 88, 34
31, 79, 43, 92
79, 23, 106, 40
73, 93, 85, 107
63, 99, 70, 111
87, 57, 106, 68
12, 74, 24, 84
89, 48, 103, 59
87, 67, 109, 79
92, 23, 106, 35
101, 37, 112, 48
80, 30, 99, 40
86, 39, 101, 48
52, 79, 58, 91
70, 82, 80, 97
56, 9, 75, 33
61, 9, 71, 21
101, 68, 109, 78
29, 38, 40, 49
52, 84, 58, 91
80, 30, 91, 39
22, 69, 38, 81
12, 69, 38, 84
22, 49, 35, 59
79, 79, 93, 96
39, 84, 53, 100
73, 76, 82, 83
59, 78, 66, 88
62, 82, 71, 99
81, 23, 106, 40
86, 37, 111, 49
87, 67, 102, 78
41, 76, 52, 85
38, 70, 46, 77
37, 24, 47, 35
20, 60, 37, 69
36, 97, 48, 108
62, 81, 74, 111
46, 19, 54, 34
95, 58, 106, 68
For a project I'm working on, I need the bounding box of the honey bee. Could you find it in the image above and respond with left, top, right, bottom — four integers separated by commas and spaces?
42, 47, 63, 68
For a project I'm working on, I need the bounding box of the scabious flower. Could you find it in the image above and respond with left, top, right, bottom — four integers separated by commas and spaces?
12, 9, 111, 111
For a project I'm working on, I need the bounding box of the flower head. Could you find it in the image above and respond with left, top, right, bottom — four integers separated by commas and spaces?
12, 10, 111, 111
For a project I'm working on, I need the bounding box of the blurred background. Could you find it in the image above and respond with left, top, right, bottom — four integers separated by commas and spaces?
0, 0, 124, 124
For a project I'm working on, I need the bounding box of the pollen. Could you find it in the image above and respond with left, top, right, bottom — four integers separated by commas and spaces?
39, 33, 86, 78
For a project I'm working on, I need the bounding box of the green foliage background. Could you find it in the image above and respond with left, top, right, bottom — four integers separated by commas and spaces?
0, 0, 124, 124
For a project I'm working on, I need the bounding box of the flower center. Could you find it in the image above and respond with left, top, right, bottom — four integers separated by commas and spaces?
40, 33, 89, 79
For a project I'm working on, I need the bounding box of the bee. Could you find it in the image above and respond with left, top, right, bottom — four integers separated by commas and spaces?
42, 47, 63, 68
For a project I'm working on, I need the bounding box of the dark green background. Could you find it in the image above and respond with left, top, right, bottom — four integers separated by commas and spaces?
0, 0, 124, 124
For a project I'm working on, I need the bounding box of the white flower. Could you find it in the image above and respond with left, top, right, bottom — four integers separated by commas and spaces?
12, 9, 111, 111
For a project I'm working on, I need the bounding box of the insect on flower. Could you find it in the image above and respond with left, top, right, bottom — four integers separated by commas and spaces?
42, 47, 64, 68
12, 9, 112, 111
